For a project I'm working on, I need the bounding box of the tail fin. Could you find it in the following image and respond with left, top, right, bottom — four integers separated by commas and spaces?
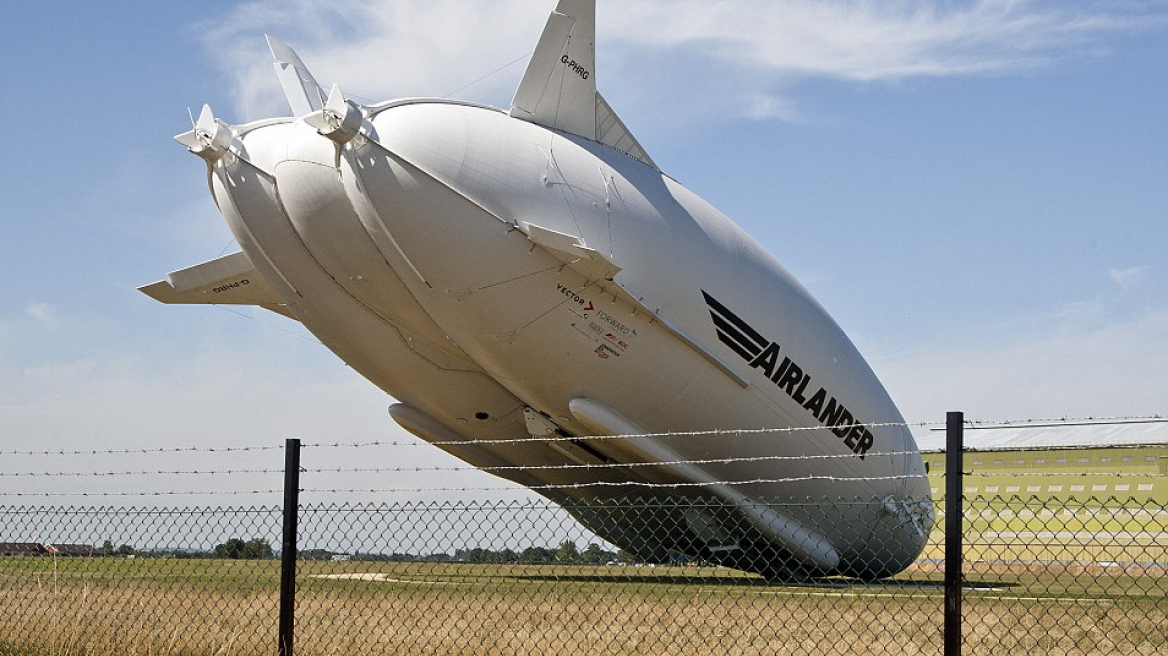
510, 0, 597, 139
267, 35, 326, 116
139, 251, 294, 319
510, 0, 656, 168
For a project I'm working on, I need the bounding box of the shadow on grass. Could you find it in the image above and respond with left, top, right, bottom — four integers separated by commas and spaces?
507, 572, 1002, 591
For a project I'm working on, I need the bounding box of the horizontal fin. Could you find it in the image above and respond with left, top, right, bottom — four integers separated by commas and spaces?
139, 251, 295, 319
519, 221, 621, 282
596, 92, 656, 168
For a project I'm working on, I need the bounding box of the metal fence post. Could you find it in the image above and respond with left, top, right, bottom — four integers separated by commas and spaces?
279, 438, 301, 656
944, 412, 964, 656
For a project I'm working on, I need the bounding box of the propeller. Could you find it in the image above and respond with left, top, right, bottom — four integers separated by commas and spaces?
174, 105, 233, 162
304, 84, 364, 145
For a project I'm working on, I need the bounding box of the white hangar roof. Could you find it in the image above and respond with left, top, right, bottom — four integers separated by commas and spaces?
914, 419, 1168, 453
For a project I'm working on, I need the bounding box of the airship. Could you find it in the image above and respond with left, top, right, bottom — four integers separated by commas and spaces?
143, 0, 932, 579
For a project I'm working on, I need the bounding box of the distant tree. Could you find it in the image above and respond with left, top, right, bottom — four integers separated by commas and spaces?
216, 536, 245, 555
215, 538, 247, 559
101, 540, 114, 556
115, 544, 134, 556
241, 538, 273, 559
580, 543, 615, 564
519, 546, 556, 564
556, 540, 579, 564
215, 537, 273, 559
454, 547, 520, 563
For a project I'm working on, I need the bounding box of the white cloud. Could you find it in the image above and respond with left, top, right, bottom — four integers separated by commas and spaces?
741, 93, 802, 123
0, 344, 515, 504
874, 309, 1168, 424
24, 302, 60, 327
200, 0, 543, 120
197, 0, 1161, 122
1110, 265, 1150, 290
611, 0, 1155, 80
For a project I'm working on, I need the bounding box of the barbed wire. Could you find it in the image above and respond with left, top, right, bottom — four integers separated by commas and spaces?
4, 464, 1158, 481
0, 489, 286, 498
0, 469, 284, 478
0, 425, 912, 457
950, 414, 1167, 430
4, 472, 1160, 496
0, 444, 285, 457
965, 471, 1166, 478
2, 413, 1161, 458
0, 449, 928, 479
303, 422, 928, 450
0, 473, 933, 498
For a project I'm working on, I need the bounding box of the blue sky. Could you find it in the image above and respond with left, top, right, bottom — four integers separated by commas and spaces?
2, 0, 1166, 499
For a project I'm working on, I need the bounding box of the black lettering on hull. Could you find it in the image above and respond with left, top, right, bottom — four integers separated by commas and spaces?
703, 291, 876, 459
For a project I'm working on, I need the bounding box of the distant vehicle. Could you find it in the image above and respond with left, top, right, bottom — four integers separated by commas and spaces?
143, 0, 932, 579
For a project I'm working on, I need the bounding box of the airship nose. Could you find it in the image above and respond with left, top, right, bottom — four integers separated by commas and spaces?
833, 495, 934, 579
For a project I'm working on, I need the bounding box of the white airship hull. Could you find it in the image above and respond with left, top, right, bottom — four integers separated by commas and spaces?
144, 0, 932, 579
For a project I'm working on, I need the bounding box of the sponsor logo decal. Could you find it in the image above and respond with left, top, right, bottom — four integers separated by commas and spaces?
703, 291, 875, 459
560, 283, 636, 359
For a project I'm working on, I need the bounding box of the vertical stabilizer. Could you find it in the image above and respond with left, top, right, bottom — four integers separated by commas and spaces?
511, 1, 657, 169
267, 35, 326, 117
510, 0, 597, 139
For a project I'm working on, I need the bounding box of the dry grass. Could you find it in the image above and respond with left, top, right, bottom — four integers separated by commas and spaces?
1, 558, 1164, 656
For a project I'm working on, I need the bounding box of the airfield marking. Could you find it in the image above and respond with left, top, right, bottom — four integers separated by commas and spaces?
311, 573, 464, 586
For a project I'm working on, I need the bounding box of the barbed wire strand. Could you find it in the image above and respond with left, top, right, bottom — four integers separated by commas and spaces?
0, 473, 934, 498
3, 464, 1164, 480
953, 415, 1166, 429
0, 449, 927, 478
2, 413, 1162, 458
0, 444, 285, 457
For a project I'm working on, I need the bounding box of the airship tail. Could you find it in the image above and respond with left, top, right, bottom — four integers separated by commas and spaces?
510, 0, 656, 168
266, 35, 327, 117
138, 250, 294, 319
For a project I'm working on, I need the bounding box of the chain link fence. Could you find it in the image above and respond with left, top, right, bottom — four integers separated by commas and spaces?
0, 505, 284, 655
1, 494, 1165, 655
2, 416, 1167, 655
